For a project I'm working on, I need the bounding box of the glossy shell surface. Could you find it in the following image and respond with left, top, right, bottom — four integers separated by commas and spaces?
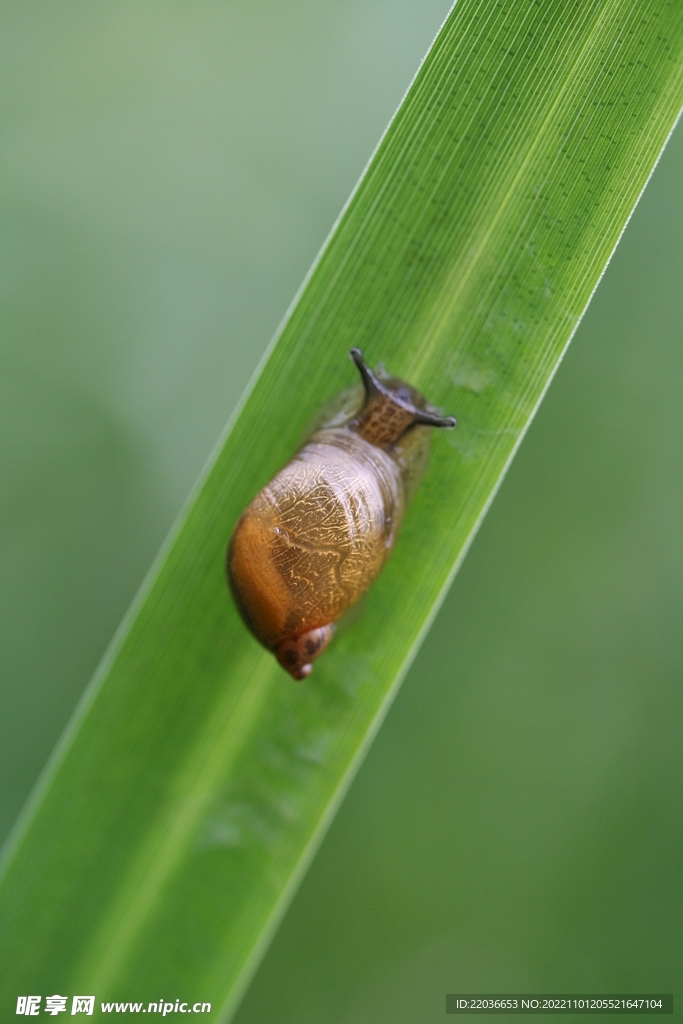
229, 429, 402, 650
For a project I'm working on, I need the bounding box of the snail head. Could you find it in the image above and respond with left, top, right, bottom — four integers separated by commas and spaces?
349, 347, 456, 448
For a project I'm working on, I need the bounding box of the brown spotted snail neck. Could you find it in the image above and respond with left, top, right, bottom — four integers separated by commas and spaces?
226, 348, 456, 679
348, 347, 456, 446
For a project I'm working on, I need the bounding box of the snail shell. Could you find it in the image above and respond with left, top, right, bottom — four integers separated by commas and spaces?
227, 349, 456, 679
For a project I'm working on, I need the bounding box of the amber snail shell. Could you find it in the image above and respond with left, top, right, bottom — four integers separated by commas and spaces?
227, 349, 456, 679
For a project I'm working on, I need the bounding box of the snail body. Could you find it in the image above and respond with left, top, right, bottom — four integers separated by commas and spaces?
227, 349, 455, 679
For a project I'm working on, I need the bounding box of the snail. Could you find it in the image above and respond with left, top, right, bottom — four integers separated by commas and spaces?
227, 348, 456, 679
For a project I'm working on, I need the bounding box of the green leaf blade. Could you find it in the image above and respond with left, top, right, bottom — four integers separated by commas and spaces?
1, 0, 681, 1019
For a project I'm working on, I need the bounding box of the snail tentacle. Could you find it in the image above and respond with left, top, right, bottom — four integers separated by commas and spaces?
349, 348, 456, 447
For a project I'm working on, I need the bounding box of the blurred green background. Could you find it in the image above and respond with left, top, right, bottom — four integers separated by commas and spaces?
1, 3, 680, 1021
